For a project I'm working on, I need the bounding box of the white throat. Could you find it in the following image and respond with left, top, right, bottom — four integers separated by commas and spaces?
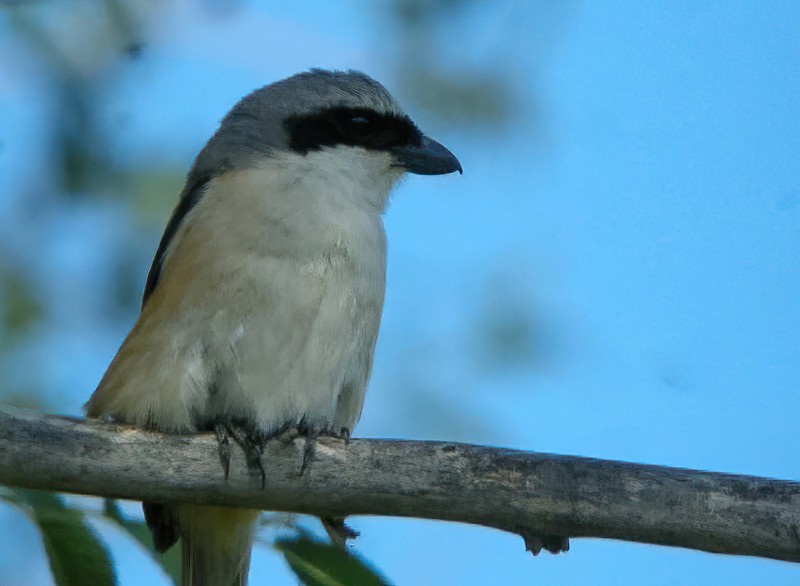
270, 146, 403, 215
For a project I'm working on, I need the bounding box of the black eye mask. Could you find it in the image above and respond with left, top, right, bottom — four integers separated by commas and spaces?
285, 107, 423, 154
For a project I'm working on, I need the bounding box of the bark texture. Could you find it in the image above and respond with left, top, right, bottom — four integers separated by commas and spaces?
0, 410, 798, 562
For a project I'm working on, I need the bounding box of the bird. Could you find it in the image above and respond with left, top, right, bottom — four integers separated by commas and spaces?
85, 69, 462, 586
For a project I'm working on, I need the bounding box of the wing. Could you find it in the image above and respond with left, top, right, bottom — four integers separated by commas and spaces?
142, 170, 215, 307
86, 169, 220, 429
130, 171, 217, 554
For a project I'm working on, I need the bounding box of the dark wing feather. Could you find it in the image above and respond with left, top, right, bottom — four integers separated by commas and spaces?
139, 171, 216, 551
142, 171, 215, 307
143, 502, 180, 553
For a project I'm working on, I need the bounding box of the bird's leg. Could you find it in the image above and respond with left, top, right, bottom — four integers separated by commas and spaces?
214, 423, 231, 479
230, 424, 266, 488
319, 428, 358, 547
293, 424, 358, 546
298, 424, 319, 476
213, 421, 266, 488
523, 533, 570, 556
297, 425, 351, 475
321, 515, 360, 549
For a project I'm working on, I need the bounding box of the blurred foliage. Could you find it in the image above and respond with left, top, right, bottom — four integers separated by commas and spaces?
0, 0, 555, 583
0, 388, 50, 411
103, 500, 181, 585
124, 170, 186, 222
274, 535, 389, 586
475, 273, 561, 373
1, 0, 162, 347
386, 0, 514, 127
0, 266, 43, 349
2, 0, 188, 582
2, 489, 116, 586
398, 69, 511, 126
7, 0, 143, 197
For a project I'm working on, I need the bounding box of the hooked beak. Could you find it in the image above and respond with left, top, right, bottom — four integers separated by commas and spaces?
391, 135, 463, 176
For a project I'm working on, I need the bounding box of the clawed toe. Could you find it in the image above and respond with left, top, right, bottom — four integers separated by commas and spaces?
322, 515, 359, 549
214, 421, 266, 488
215, 422, 351, 479
524, 534, 570, 556
214, 423, 232, 479
299, 429, 318, 476
296, 425, 352, 475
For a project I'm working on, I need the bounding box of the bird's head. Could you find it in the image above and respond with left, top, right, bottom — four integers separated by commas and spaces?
190, 69, 461, 211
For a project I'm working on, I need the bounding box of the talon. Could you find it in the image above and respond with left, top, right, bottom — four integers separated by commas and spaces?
525, 535, 543, 556
322, 515, 359, 549
523, 533, 569, 556
215, 423, 231, 480
297, 425, 347, 475
544, 536, 570, 554
225, 422, 266, 489
300, 431, 317, 476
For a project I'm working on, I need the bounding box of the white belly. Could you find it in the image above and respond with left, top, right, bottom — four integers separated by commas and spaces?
199, 173, 388, 435
88, 162, 390, 436
221, 238, 386, 434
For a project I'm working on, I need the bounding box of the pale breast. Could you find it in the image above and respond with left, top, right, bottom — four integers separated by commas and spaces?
196, 167, 388, 433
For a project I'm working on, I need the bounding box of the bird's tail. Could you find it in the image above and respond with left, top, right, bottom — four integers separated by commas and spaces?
179, 504, 259, 586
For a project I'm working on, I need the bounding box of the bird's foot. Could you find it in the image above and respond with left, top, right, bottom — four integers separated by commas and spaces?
214, 421, 266, 488
214, 423, 232, 479
322, 515, 359, 549
296, 424, 351, 475
523, 533, 570, 556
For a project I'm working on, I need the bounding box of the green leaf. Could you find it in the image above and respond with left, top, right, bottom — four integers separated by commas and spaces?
275, 536, 390, 586
102, 499, 180, 585
0, 269, 43, 347
11, 489, 116, 586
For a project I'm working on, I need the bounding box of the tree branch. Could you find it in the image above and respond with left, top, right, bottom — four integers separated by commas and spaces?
0, 410, 798, 562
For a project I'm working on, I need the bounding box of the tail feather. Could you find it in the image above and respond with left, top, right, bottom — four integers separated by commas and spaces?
178, 505, 259, 586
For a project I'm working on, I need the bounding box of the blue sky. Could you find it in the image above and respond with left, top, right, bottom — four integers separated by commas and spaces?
1, 1, 798, 584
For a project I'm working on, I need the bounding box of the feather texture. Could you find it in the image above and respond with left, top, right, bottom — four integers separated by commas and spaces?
86, 68, 459, 585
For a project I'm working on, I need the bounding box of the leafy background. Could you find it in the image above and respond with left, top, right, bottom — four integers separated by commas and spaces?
1, 1, 799, 584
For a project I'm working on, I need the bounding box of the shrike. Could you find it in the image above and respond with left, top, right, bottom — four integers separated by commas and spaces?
86, 69, 462, 585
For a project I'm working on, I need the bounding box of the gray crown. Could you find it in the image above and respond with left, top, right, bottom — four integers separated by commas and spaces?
191, 69, 403, 178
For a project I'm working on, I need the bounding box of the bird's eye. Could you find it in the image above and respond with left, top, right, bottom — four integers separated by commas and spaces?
342, 115, 376, 142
